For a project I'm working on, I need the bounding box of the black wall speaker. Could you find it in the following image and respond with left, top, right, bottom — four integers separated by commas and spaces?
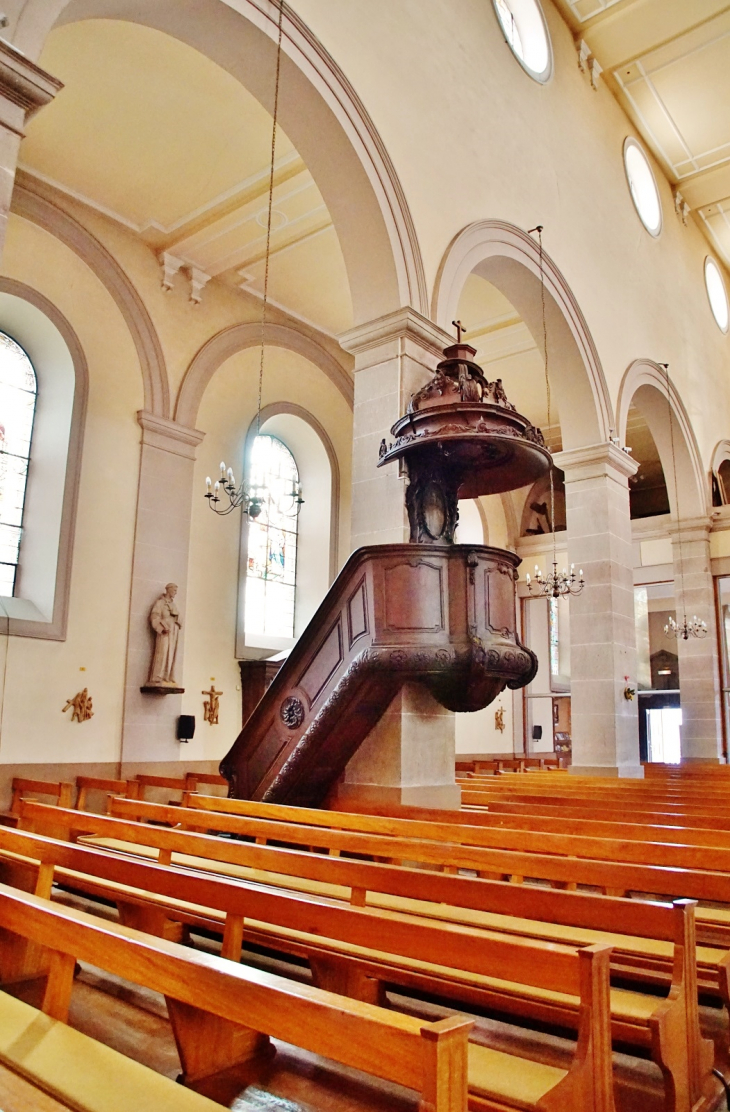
532, 724, 543, 741
177, 714, 195, 742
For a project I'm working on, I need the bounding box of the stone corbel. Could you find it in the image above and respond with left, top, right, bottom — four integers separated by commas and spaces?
673, 189, 690, 226
576, 38, 602, 90
189, 266, 211, 305
160, 252, 185, 292
0, 37, 62, 137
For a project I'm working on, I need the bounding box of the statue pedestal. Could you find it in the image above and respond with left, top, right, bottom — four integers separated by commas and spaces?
330, 682, 460, 810
140, 684, 185, 695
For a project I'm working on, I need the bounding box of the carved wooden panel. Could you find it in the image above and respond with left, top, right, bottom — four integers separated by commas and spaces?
383, 560, 444, 632
220, 544, 534, 806
485, 565, 515, 635
299, 619, 344, 708
246, 724, 288, 789
347, 577, 368, 647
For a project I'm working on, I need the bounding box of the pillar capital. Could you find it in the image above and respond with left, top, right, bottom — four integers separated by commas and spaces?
137, 411, 205, 460
667, 514, 713, 544
339, 307, 451, 364
0, 39, 62, 137
553, 441, 638, 484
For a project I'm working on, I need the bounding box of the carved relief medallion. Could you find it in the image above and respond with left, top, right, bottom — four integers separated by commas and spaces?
280, 696, 305, 729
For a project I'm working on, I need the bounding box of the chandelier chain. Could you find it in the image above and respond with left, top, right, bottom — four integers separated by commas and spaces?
257, 0, 285, 436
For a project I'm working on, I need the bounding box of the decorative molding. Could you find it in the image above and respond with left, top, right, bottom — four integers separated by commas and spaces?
0, 37, 62, 136
673, 189, 690, 226
431, 220, 613, 446
175, 321, 353, 428
576, 38, 602, 89
553, 441, 639, 484
12, 173, 170, 417
616, 358, 707, 518
137, 411, 205, 460
189, 266, 211, 305
160, 252, 185, 292
339, 306, 452, 360
0, 277, 87, 641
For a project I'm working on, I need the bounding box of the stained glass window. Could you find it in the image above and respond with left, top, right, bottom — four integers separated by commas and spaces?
245, 435, 299, 640
0, 333, 37, 597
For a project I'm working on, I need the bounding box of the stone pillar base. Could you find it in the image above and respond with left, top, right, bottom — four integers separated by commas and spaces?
330, 782, 461, 810
570, 764, 644, 779
336, 682, 458, 811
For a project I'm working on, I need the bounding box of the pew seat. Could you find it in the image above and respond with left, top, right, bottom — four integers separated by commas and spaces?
0, 989, 220, 1111
0, 826, 707, 1112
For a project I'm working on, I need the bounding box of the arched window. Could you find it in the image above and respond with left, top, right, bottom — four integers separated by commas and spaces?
244, 434, 300, 640
0, 332, 37, 597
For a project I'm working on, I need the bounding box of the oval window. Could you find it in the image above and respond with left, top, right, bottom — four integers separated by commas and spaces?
705, 257, 729, 334
623, 138, 662, 237
493, 0, 552, 83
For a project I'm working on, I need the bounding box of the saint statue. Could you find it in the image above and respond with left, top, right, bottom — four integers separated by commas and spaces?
147, 583, 182, 686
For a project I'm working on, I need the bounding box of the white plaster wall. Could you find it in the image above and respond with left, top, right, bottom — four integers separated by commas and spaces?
0, 214, 141, 764
290, 0, 730, 469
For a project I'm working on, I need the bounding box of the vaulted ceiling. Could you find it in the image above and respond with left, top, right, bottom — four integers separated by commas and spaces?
554, 0, 730, 270
19, 19, 353, 337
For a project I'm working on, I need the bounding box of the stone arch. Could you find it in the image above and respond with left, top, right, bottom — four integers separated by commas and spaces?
432, 220, 612, 449
12, 178, 170, 417
616, 359, 707, 519
176, 321, 352, 429
711, 441, 730, 505
18, 0, 427, 324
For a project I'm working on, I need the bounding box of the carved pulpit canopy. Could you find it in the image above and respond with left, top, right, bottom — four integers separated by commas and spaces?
378, 341, 551, 543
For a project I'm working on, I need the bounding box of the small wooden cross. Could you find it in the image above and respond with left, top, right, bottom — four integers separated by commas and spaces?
451, 320, 467, 342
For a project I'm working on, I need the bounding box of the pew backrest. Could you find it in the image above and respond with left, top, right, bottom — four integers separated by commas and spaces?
0, 879, 474, 1112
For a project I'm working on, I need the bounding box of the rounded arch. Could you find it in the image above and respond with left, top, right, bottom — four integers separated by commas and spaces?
20, 0, 426, 324
244, 400, 341, 580
432, 220, 612, 449
0, 276, 88, 638
176, 321, 352, 428
12, 177, 169, 417
616, 359, 706, 519
711, 440, 730, 476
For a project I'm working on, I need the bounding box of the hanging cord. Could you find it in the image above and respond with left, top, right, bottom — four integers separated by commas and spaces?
256, 0, 285, 435
531, 226, 556, 560
662, 363, 688, 626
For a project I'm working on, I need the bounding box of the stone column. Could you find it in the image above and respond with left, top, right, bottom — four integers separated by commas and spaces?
336, 309, 460, 807
553, 442, 641, 777
0, 41, 61, 261
120, 412, 204, 767
339, 308, 453, 549
670, 516, 723, 761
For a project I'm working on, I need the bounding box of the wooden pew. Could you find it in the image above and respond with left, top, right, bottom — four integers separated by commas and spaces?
0, 818, 695, 1110
0, 881, 477, 1112
164, 793, 730, 880
74, 776, 137, 812
184, 771, 227, 794
134, 774, 187, 803
0, 779, 74, 828
182, 789, 730, 851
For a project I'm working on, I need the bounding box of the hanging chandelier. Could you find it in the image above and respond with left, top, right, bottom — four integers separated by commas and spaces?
525, 226, 585, 601
204, 0, 302, 522
659, 363, 706, 640
526, 561, 584, 598
664, 614, 707, 640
